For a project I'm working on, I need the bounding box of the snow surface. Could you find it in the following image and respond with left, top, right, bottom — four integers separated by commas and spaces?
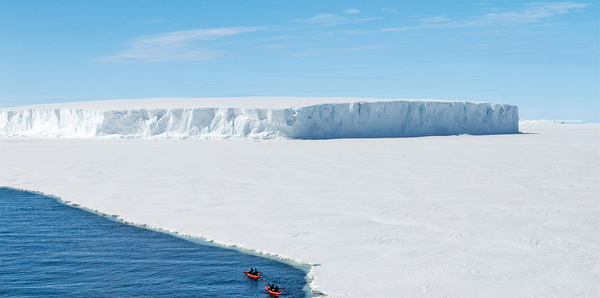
0, 97, 518, 139
1, 122, 598, 297
519, 119, 585, 124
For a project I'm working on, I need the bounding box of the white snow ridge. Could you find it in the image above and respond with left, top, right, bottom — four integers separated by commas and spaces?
0, 98, 519, 139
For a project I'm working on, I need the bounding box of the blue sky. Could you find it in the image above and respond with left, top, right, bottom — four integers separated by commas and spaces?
1, 1, 598, 122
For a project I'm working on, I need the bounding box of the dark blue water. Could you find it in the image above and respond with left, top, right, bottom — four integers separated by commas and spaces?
0, 188, 309, 297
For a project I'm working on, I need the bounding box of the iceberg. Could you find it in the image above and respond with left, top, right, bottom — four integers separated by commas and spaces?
0, 98, 519, 139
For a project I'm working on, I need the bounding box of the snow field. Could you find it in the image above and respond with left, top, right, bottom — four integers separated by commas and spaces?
0, 123, 598, 297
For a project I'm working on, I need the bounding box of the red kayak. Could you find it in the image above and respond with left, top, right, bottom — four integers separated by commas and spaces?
243, 271, 261, 279
265, 286, 282, 296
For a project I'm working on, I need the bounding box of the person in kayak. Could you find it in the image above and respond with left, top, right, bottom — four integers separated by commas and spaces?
268, 283, 280, 292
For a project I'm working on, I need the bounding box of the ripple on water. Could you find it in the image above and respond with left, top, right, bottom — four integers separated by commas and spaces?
0, 188, 309, 297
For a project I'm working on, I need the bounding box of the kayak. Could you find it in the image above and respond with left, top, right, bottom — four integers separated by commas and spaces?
243, 271, 261, 279
265, 286, 282, 296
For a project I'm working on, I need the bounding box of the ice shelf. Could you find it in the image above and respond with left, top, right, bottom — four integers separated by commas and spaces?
0, 98, 519, 139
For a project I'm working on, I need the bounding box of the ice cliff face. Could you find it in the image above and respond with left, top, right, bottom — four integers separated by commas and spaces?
0, 100, 519, 139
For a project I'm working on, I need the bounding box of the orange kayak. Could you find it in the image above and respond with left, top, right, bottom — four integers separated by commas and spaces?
243, 271, 261, 279
265, 286, 282, 296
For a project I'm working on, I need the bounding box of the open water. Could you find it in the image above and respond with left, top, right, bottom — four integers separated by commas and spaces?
0, 188, 309, 297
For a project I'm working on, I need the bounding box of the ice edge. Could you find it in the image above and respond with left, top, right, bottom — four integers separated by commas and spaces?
2, 186, 322, 297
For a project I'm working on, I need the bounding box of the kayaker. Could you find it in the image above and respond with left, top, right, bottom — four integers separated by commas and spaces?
268, 283, 279, 292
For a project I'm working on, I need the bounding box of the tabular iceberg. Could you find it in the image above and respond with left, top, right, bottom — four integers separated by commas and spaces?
0, 99, 519, 139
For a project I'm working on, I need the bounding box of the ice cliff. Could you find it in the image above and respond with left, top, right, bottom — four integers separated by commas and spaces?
0, 100, 519, 139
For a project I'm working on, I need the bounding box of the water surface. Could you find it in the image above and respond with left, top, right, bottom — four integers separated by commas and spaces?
0, 188, 309, 297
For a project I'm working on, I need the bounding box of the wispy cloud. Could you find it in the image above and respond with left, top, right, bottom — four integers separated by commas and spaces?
382, 2, 589, 32
254, 44, 294, 50
449, 2, 589, 27
343, 9, 360, 15
293, 46, 389, 57
97, 27, 263, 63
98, 2, 589, 62
419, 16, 451, 24
292, 9, 382, 26
295, 13, 347, 26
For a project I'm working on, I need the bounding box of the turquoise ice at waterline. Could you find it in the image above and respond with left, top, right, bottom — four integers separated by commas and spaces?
0, 188, 309, 297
